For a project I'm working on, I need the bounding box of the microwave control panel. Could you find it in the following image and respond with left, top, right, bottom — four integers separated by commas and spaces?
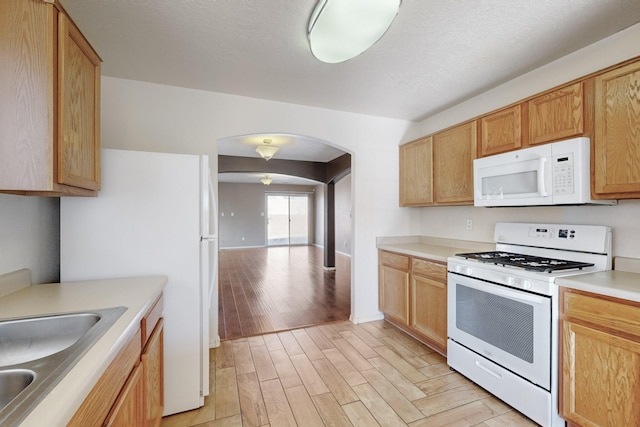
552, 152, 574, 195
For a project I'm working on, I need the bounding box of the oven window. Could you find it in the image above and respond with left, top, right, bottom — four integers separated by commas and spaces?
481, 171, 537, 196
456, 284, 534, 363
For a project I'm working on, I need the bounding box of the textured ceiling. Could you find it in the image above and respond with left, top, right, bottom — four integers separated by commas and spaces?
62, 0, 640, 122
60, 0, 640, 184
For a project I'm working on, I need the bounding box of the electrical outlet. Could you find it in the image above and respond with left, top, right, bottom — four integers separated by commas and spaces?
466, 219, 473, 230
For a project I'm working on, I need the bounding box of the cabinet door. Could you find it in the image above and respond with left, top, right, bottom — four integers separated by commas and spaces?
58, 12, 101, 191
594, 61, 640, 198
104, 363, 145, 427
561, 320, 640, 427
69, 330, 142, 427
433, 121, 477, 204
411, 275, 447, 353
479, 105, 522, 157
528, 82, 584, 145
142, 319, 164, 427
399, 136, 433, 206
379, 264, 409, 325
0, 0, 55, 192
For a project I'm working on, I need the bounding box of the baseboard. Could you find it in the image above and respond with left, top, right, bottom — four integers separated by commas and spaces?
349, 312, 384, 324
209, 335, 221, 348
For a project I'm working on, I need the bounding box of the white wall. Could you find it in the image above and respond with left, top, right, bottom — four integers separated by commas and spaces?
100, 77, 417, 323
97, 22, 640, 325
413, 23, 640, 259
0, 194, 59, 284
218, 182, 317, 249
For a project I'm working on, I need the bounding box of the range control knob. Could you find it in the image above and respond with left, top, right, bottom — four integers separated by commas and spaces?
455, 265, 463, 273
464, 267, 473, 276
523, 280, 533, 290
506, 277, 515, 286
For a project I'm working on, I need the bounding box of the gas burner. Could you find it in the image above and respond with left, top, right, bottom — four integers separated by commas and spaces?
455, 251, 594, 273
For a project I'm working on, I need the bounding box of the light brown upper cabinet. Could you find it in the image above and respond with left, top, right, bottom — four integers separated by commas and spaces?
399, 136, 433, 206
528, 82, 585, 145
593, 61, 640, 199
479, 105, 522, 157
0, 0, 101, 196
433, 121, 477, 205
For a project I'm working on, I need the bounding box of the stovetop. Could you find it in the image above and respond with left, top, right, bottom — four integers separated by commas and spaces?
455, 251, 594, 273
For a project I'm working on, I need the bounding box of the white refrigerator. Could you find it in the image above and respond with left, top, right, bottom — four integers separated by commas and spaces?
60, 148, 219, 416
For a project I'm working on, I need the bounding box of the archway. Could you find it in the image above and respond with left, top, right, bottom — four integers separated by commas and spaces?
216, 133, 353, 339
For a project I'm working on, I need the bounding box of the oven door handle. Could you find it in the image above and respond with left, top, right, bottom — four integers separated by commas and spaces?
459, 278, 549, 305
496, 285, 548, 305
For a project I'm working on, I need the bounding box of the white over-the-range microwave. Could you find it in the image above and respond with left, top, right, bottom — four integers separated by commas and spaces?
474, 137, 616, 207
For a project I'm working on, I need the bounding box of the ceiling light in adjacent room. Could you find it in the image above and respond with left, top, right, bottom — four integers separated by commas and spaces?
308, 0, 401, 63
256, 138, 279, 160
261, 175, 273, 186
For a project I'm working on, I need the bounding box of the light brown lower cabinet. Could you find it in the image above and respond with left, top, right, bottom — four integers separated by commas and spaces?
410, 258, 447, 355
378, 250, 410, 325
560, 287, 640, 427
68, 329, 142, 427
68, 295, 164, 427
379, 250, 448, 356
104, 363, 144, 427
142, 318, 164, 427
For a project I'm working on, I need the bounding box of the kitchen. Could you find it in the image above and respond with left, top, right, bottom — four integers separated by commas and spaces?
1, 1, 640, 426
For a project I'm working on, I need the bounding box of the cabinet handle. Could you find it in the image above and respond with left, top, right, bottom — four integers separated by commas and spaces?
475, 360, 503, 380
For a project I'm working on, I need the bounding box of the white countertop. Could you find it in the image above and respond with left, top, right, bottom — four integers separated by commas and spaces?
376, 235, 494, 262
0, 276, 166, 427
557, 269, 640, 303
378, 237, 640, 303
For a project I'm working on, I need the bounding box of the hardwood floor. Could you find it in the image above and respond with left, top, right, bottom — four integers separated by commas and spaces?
218, 246, 351, 340
161, 320, 539, 427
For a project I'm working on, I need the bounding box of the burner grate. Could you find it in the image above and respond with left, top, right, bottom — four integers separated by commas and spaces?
455, 251, 594, 273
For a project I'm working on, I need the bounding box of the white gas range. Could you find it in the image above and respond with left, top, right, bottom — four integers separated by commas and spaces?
447, 222, 612, 427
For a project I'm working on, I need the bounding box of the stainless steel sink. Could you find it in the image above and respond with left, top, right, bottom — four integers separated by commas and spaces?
0, 307, 126, 426
0, 370, 34, 411
0, 313, 101, 367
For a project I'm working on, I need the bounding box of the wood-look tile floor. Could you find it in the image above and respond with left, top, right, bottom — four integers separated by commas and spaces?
218, 246, 351, 340
161, 320, 539, 427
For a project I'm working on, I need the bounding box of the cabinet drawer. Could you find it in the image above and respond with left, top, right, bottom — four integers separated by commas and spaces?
142, 294, 163, 346
562, 289, 640, 338
412, 258, 446, 281
380, 251, 409, 270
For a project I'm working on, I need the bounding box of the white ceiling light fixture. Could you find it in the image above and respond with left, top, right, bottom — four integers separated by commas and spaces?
255, 138, 279, 160
308, 0, 401, 64
260, 175, 273, 186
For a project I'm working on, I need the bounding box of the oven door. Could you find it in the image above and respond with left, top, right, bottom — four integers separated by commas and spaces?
474, 144, 553, 206
447, 272, 551, 390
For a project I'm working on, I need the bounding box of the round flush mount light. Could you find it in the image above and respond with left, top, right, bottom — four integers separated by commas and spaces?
308, 0, 401, 64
